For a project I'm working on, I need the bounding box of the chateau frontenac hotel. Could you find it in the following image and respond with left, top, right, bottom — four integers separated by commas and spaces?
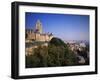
26, 19, 53, 43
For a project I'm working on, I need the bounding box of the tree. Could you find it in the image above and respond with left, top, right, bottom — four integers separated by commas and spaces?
26, 37, 79, 68
49, 37, 66, 47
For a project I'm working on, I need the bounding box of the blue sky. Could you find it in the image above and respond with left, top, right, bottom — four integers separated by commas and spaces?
25, 12, 89, 41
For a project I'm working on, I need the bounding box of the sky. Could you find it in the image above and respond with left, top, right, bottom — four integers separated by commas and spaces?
25, 12, 89, 41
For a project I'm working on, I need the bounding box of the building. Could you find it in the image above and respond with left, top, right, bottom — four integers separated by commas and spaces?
25, 19, 53, 55
26, 19, 53, 43
80, 42, 86, 48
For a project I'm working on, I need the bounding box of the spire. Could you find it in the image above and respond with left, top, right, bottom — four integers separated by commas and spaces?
35, 19, 42, 33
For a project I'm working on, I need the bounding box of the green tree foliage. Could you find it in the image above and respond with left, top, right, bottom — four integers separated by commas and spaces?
49, 37, 66, 47
26, 37, 78, 68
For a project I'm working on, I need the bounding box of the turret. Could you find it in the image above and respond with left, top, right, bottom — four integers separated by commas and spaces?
35, 19, 42, 33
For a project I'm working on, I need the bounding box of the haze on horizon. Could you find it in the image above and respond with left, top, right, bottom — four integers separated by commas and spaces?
25, 12, 89, 41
